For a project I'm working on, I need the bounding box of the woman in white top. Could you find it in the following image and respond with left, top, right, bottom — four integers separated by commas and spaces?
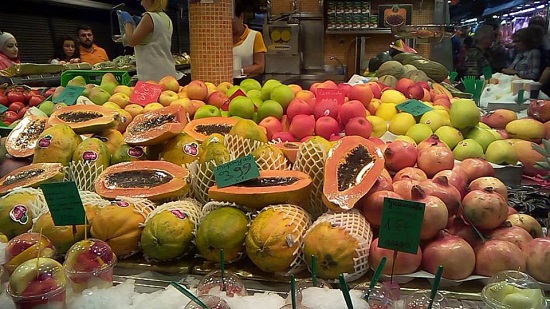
119, 0, 183, 82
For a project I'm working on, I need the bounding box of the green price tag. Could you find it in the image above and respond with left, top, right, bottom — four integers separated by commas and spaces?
0, 105, 7, 114
396, 99, 433, 116
52, 85, 85, 105
214, 155, 260, 188
379, 197, 425, 254
40, 181, 86, 226
517, 89, 525, 105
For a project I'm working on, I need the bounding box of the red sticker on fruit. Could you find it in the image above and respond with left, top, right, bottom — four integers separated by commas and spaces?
221, 89, 247, 111
115, 200, 130, 207
9, 205, 28, 225
38, 135, 53, 148
127, 146, 144, 158
316, 88, 345, 106
170, 209, 188, 220
130, 81, 163, 107
82, 151, 98, 162
183, 142, 199, 156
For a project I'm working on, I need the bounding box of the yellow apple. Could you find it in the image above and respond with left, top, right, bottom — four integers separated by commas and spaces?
113, 85, 132, 96
124, 103, 144, 118
217, 81, 233, 94
159, 75, 180, 92
109, 92, 130, 108
102, 102, 122, 111
159, 90, 179, 106
143, 102, 164, 112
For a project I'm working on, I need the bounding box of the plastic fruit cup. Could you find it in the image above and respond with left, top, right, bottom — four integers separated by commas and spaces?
7, 284, 66, 309
65, 257, 116, 293
404, 290, 446, 309
284, 278, 331, 305
183, 295, 231, 309
366, 284, 395, 309
197, 270, 247, 297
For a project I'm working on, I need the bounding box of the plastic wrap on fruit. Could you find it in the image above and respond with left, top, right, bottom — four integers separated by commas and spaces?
7, 257, 67, 309
4, 232, 56, 276
63, 238, 117, 293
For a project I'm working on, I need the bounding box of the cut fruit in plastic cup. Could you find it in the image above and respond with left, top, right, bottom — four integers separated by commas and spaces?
284, 278, 331, 305
196, 270, 247, 297
404, 290, 447, 309
183, 295, 231, 309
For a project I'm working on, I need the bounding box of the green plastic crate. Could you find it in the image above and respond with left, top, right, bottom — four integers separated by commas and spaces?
61, 70, 131, 87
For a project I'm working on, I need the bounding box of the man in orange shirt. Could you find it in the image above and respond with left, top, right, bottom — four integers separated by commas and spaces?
232, 3, 266, 77
77, 24, 109, 65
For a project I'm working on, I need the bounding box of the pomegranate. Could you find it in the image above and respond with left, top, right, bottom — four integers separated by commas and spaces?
488, 226, 533, 250
422, 231, 476, 280
506, 214, 544, 238
468, 176, 508, 201
392, 178, 420, 200
419, 176, 461, 216
383, 140, 417, 172
411, 186, 448, 240
393, 167, 427, 182
507, 206, 518, 216
523, 238, 550, 283
417, 145, 454, 178
459, 158, 494, 182
360, 190, 403, 227
527, 99, 550, 122
365, 175, 394, 197
369, 238, 422, 275
435, 167, 468, 197
462, 188, 508, 230
380, 169, 392, 184
475, 240, 526, 277
417, 134, 448, 153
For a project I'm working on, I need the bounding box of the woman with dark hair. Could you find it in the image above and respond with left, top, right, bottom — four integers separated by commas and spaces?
502, 28, 541, 80
50, 36, 81, 64
232, 1, 266, 78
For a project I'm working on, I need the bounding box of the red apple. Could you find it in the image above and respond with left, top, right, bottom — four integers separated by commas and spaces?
0, 94, 8, 106
206, 91, 228, 108
348, 84, 374, 107
406, 84, 424, 100
396, 78, 415, 95
367, 82, 382, 99
3, 110, 19, 123
258, 116, 283, 140
329, 134, 342, 141
7, 91, 25, 104
17, 107, 29, 119
313, 97, 339, 119
337, 83, 352, 96
44, 88, 56, 97
319, 80, 338, 89
272, 131, 297, 142
309, 82, 321, 95
289, 114, 315, 140
315, 116, 341, 139
344, 116, 372, 138
8, 101, 25, 113
417, 81, 430, 90
368, 137, 385, 147
28, 95, 45, 107
339, 100, 367, 125
286, 98, 313, 121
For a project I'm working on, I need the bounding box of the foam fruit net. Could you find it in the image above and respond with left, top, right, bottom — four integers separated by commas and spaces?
304, 209, 373, 282
66, 161, 105, 192
292, 140, 330, 219
224, 134, 265, 159
144, 198, 203, 230
4, 187, 49, 219
255, 152, 288, 171
113, 196, 157, 220
189, 160, 225, 205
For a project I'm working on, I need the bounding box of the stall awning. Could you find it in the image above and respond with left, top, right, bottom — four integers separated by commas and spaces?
482, 0, 530, 16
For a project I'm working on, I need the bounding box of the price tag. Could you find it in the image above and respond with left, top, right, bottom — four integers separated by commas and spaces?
0, 105, 8, 114
396, 99, 433, 116
52, 85, 85, 105
40, 182, 86, 226
316, 88, 345, 106
214, 155, 260, 188
379, 197, 425, 254
129, 81, 163, 107
221, 88, 247, 111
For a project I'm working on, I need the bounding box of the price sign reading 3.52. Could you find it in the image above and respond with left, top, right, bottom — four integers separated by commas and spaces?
214, 155, 260, 188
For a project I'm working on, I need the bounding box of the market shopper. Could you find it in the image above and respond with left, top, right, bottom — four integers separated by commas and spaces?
502, 28, 541, 81
457, 25, 493, 78
0, 32, 20, 70
77, 25, 109, 65
232, 2, 267, 78
50, 35, 81, 64
117, 0, 183, 83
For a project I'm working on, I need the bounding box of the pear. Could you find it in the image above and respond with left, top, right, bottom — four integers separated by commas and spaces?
434, 125, 463, 149
405, 123, 433, 144
419, 110, 445, 131
99, 73, 119, 95
82, 84, 96, 98
449, 99, 480, 131
484, 140, 518, 165
88, 87, 111, 105
453, 139, 484, 160
67, 75, 87, 87
465, 126, 496, 152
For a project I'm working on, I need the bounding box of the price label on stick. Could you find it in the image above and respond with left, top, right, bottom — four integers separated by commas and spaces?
40, 182, 86, 226
396, 99, 433, 116
129, 81, 163, 107
214, 155, 260, 188
53, 85, 85, 105
316, 88, 345, 107
379, 197, 425, 254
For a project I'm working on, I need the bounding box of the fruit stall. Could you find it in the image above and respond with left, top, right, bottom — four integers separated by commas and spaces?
0, 47, 550, 309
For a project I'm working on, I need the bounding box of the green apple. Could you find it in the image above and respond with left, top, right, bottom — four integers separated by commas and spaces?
257, 100, 283, 121
228, 96, 255, 119
226, 85, 244, 98
270, 84, 295, 111
247, 89, 262, 100
221, 110, 230, 117
194, 105, 222, 119
260, 79, 282, 100
251, 97, 263, 109
240, 78, 262, 93
38, 100, 56, 116
405, 123, 433, 144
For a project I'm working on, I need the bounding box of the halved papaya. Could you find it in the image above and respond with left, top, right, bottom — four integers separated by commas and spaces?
273, 141, 302, 164
94, 160, 189, 201
48, 105, 119, 134
208, 170, 312, 210
124, 105, 188, 146
6, 115, 49, 158
0, 163, 65, 194
183, 117, 239, 142
322, 136, 385, 211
